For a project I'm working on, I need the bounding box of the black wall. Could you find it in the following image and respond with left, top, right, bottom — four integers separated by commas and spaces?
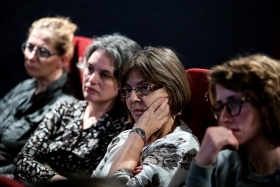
1, 0, 280, 98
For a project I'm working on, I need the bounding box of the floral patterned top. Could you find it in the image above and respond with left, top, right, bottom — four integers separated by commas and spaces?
92, 120, 200, 187
14, 100, 132, 184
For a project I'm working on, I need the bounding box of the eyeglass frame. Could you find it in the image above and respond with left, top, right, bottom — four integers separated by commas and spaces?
119, 84, 163, 98
21, 42, 58, 61
212, 96, 247, 119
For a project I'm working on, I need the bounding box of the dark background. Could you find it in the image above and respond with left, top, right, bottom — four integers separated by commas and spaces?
1, 0, 280, 98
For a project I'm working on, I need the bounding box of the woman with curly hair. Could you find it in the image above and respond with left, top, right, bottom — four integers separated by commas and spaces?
186, 54, 280, 187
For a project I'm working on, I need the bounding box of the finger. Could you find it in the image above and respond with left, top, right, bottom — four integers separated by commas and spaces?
147, 97, 166, 112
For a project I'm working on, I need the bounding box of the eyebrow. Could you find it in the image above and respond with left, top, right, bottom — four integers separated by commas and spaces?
125, 80, 149, 87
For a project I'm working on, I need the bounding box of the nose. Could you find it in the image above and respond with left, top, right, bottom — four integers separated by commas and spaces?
88, 72, 99, 83
127, 89, 140, 102
26, 48, 37, 60
219, 107, 233, 126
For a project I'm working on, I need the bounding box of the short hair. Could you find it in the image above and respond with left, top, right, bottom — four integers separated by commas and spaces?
208, 54, 280, 145
28, 16, 77, 59
120, 46, 191, 118
84, 33, 141, 81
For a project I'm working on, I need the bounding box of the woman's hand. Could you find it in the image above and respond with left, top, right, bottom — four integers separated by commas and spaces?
195, 126, 239, 167
134, 97, 170, 139
50, 174, 67, 182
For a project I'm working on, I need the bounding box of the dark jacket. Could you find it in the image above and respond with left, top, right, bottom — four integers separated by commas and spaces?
0, 72, 76, 174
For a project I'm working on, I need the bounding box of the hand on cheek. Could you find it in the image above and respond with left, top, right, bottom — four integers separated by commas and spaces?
134, 97, 170, 139
195, 126, 239, 167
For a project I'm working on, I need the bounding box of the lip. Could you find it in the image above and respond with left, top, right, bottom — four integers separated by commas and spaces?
85, 86, 98, 94
132, 109, 145, 116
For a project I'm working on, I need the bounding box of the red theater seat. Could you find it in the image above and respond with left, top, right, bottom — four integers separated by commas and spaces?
181, 68, 218, 142
0, 176, 26, 187
68, 36, 94, 100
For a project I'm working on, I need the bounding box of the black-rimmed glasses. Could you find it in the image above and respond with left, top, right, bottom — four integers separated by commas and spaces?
212, 96, 247, 119
21, 42, 58, 61
119, 84, 163, 98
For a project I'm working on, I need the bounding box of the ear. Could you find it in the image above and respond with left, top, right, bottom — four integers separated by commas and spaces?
57, 55, 70, 70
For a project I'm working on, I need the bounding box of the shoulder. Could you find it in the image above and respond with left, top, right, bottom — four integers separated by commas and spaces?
215, 150, 242, 172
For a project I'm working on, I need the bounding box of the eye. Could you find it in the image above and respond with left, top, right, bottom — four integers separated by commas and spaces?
212, 101, 224, 112
38, 47, 51, 57
27, 44, 35, 52
138, 84, 151, 94
101, 73, 110, 78
228, 97, 242, 108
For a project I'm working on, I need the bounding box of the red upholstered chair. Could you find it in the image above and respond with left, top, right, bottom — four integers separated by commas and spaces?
181, 68, 218, 143
0, 176, 26, 187
68, 36, 94, 100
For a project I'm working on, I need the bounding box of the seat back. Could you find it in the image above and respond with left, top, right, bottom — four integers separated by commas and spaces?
68, 36, 94, 100
181, 68, 218, 142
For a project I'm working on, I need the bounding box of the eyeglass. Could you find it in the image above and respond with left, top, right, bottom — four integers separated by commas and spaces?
212, 96, 247, 119
21, 42, 57, 61
119, 84, 163, 98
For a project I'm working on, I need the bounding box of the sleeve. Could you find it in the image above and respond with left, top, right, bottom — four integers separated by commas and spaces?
0, 81, 25, 116
110, 132, 200, 187
14, 101, 66, 184
185, 160, 214, 187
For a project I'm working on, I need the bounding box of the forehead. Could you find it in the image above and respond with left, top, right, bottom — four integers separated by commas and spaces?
87, 49, 115, 73
126, 71, 148, 85
27, 29, 54, 47
215, 84, 241, 102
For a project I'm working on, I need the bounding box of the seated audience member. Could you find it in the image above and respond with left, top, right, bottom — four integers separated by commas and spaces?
92, 47, 200, 187
14, 33, 141, 184
0, 17, 78, 175
185, 54, 280, 187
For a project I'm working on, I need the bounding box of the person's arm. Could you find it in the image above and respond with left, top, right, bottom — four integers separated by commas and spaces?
195, 126, 239, 167
184, 126, 239, 187
111, 130, 200, 187
108, 97, 170, 175
14, 102, 67, 183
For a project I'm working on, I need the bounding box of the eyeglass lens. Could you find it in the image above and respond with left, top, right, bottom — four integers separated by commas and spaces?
212, 96, 245, 118
119, 85, 162, 98
22, 43, 53, 60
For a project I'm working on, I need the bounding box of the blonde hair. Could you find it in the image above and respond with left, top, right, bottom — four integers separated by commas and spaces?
28, 16, 77, 59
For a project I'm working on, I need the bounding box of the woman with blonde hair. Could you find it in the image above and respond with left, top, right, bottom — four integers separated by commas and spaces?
14, 33, 141, 184
0, 16, 77, 176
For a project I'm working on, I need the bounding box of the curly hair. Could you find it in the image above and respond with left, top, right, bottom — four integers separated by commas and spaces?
120, 46, 191, 119
208, 54, 280, 145
28, 16, 77, 59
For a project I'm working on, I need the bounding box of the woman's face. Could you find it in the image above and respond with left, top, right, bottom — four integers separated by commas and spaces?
24, 29, 64, 80
83, 49, 119, 104
215, 84, 262, 146
125, 71, 169, 121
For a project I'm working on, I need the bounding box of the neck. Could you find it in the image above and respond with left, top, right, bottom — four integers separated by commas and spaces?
146, 117, 179, 146
245, 136, 280, 175
35, 69, 63, 94
83, 99, 116, 129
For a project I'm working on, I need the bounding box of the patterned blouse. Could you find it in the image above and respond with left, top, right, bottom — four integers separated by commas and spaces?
92, 121, 200, 187
14, 100, 132, 184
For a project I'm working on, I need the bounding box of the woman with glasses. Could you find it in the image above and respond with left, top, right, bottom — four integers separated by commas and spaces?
14, 33, 141, 184
92, 47, 200, 187
0, 17, 77, 176
185, 54, 280, 187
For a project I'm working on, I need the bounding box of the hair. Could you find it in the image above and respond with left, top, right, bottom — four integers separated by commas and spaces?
120, 46, 191, 119
208, 54, 280, 145
84, 33, 142, 82
28, 16, 77, 59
